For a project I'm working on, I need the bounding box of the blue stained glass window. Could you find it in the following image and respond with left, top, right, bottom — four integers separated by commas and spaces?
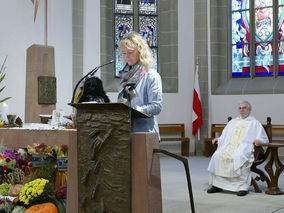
115, 0, 133, 14
279, 6, 284, 75
232, 44, 251, 77
139, 16, 158, 47
114, 0, 159, 77
139, 0, 157, 15
151, 48, 158, 71
115, 15, 134, 45
115, 47, 126, 77
255, 7, 273, 43
232, 0, 248, 11
232, 11, 249, 45
255, 42, 273, 76
231, 0, 284, 77
255, 0, 272, 8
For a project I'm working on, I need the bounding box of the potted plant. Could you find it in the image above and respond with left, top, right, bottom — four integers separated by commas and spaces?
27, 143, 54, 168
54, 145, 68, 171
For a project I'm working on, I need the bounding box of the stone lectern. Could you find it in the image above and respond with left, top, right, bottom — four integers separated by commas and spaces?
70, 103, 162, 213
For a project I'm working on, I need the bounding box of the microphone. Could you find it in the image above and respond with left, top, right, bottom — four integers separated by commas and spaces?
70, 59, 114, 104
89, 59, 114, 77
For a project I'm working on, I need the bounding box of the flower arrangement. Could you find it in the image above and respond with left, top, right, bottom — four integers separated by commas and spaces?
19, 178, 64, 213
19, 178, 49, 206
27, 143, 55, 169
54, 185, 67, 200
0, 148, 28, 176
27, 143, 54, 156
53, 145, 68, 157
62, 122, 75, 129
2, 148, 28, 168
0, 155, 16, 172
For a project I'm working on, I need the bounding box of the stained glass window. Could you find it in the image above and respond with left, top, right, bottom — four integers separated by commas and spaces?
115, 0, 133, 14
139, 16, 158, 47
231, 0, 284, 77
139, 0, 157, 15
114, 0, 158, 77
114, 15, 134, 45
232, 3, 250, 76
279, 5, 284, 74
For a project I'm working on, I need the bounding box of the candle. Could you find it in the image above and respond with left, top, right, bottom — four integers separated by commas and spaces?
1, 102, 9, 115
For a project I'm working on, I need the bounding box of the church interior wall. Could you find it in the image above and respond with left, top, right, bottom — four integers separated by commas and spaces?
208, 0, 284, 130
0, 0, 73, 119
1, 1, 283, 155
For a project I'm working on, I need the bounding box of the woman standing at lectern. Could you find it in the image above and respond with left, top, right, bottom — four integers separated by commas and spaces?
118, 32, 163, 134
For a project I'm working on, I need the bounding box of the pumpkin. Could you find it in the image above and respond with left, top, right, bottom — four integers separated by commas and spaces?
25, 203, 58, 213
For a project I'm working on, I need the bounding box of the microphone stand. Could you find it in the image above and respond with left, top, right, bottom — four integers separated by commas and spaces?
70, 60, 114, 104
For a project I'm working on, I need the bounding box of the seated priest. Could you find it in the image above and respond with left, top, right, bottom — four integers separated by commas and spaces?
207, 100, 269, 196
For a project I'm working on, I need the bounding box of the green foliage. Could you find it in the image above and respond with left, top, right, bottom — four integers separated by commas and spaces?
35, 164, 56, 180
0, 183, 12, 196
12, 206, 27, 213
0, 56, 11, 103
0, 199, 13, 213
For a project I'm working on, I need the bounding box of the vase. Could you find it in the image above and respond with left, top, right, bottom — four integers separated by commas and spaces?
7, 114, 16, 125
32, 154, 51, 168
57, 157, 68, 171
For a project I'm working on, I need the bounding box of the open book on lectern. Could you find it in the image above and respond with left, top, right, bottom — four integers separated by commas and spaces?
69, 102, 150, 119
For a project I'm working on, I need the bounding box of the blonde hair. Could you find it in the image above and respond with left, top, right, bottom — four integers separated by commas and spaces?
119, 32, 154, 68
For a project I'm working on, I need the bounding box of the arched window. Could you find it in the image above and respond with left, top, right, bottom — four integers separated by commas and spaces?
231, 0, 284, 77
113, 0, 158, 77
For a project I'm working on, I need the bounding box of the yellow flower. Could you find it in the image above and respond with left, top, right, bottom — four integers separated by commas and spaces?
46, 146, 53, 154
19, 178, 49, 205
27, 145, 36, 155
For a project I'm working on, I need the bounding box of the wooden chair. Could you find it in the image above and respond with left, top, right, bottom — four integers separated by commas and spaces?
203, 117, 231, 157
159, 123, 190, 156
251, 117, 284, 194
250, 117, 272, 192
271, 123, 284, 141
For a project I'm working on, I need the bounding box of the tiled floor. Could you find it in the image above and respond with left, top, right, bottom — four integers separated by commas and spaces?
160, 155, 284, 213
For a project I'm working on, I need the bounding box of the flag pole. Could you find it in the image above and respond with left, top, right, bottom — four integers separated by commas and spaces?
196, 56, 200, 142
196, 56, 200, 141
44, 0, 48, 46
192, 55, 203, 155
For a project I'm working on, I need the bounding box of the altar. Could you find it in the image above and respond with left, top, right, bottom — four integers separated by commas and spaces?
0, 125, 78, 212
0, 124, 162, 213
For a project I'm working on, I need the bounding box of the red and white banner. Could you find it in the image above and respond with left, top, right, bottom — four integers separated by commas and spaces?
30, 0, 39, 22
192, 63, 203, 136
